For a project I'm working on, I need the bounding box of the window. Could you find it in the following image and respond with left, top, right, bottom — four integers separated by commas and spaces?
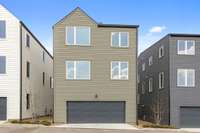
149, 56, 153, 66
26, 93, 30, 110
66, 26, 90, 46
159, 46, 164, 58
177, 69, 195, 87
26, 34, 30, 47
26, 61, 30, 78
142, 82, 145, 94
159, 72, 164, 89
149, 78, 153, 92
0, 21, 6, 39
43, 72, 45, 85
177, 40, 195, 55
66, 61, 90, 80
50, 77, 53, 89
111, 32, 129, 47
0, 56, 6, 74
43, 51, 45, 62
137, 74, 140, 83
111, 61, 128, 80
142, 63, 145, 71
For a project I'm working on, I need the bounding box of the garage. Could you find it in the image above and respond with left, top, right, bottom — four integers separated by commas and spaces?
67, 101, 125, 123
0, 97, 7, 120
180, 107, 200, 128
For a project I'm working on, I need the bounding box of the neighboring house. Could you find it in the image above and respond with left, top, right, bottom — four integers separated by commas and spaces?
53, 7, 138, 124
138, 33, 200, 128
0, 5, 53, 120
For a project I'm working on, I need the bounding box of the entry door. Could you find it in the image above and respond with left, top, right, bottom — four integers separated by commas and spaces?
0, 97, 7, 120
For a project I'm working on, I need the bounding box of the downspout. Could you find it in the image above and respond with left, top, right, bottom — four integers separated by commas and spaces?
136, 27, 139, 125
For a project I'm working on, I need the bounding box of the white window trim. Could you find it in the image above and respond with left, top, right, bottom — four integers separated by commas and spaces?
66, 61, 91, 80
111, 32, 129, 48
177, 69, 195, 87
65, 26, 91, 46
177, 40, 195, 55
149, 56, 153, 66
159, 46, 164, 58
111, 61, 129, 80
149, 78, 153, 92
159, 72, 164, 89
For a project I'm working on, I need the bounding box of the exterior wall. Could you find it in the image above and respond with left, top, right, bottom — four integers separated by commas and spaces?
0, 4, 20, 120
54, 8, 137, 123
138, 36, 170, 125
21, 25, 53, 119
169, 36, 200, 128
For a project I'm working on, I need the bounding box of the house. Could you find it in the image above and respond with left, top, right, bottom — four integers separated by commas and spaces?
0, 4, 53, 120
138, 33, 200, 128
53, 7, 138, 124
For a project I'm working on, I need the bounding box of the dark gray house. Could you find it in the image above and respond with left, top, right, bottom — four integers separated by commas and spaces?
138, 33, 200, 128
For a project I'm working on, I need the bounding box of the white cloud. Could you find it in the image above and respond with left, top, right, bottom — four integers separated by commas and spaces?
149, 26, 166, 33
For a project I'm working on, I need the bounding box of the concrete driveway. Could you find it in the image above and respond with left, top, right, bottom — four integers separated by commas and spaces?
54, 123, 137, 130
181, 128, 200, 133
0, 124, 193, 133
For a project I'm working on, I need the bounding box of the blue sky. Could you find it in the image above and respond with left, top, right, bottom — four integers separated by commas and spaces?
1, 0, 200, 54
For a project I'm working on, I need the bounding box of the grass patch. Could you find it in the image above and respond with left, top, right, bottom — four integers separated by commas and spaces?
9, 116, 52, 126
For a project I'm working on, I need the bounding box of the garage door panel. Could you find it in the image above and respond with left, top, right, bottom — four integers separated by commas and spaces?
67, 101, 125, 123
0, 97, 7, 120
180, 107, 200, 128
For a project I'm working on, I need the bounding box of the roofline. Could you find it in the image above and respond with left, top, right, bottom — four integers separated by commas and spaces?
20, 21, 53, 59
169, 33, 200, 37
98, 23, 139, 28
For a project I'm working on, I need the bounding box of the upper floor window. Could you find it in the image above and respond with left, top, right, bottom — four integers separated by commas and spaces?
111, 32, 129, 47
66, 61, 91, 80
0, 56, 6, 74
149, 56, 153, 66
111, 61, 128, 80
177, 69, 195, 87
177, 40, 195, 55
0, 21, 6, 39
26, 61, 30, 78
149, 78, 153, 92
50, 77, 53, 89
43, 51, 45, 62
26, 34, 30, 47
159, 46, 164, 58
142, 63, 145, 71
142, 82, 145, 94
66, 26, 90, 46
43, 72, 45, 85
159, 72, 164, 89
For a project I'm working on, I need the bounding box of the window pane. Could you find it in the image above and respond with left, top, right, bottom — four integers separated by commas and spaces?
177, 69, 186, 86
120, 62, 128, 79
187, 70, 195, 87
67, 27, 74, 44
121, 32, 128, 47
76, 27, 90, 45
0, 56, 6, 74
178, 40, 186, 54
76, 61, 90, 79
112, 62, 119, 79
112, 33, 119, 47
67, 61, 74, 79
187, 41, 195, 55
0, 21, 6, 38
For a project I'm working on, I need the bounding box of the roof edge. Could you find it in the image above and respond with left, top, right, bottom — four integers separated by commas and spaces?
169, 33, 200, 37
20, 21, 53, 59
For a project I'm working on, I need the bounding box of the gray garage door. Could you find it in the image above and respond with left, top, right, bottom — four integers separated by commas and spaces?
0, 97, 7, 120
67, 101, 125, 123
180, 107, 200, 128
